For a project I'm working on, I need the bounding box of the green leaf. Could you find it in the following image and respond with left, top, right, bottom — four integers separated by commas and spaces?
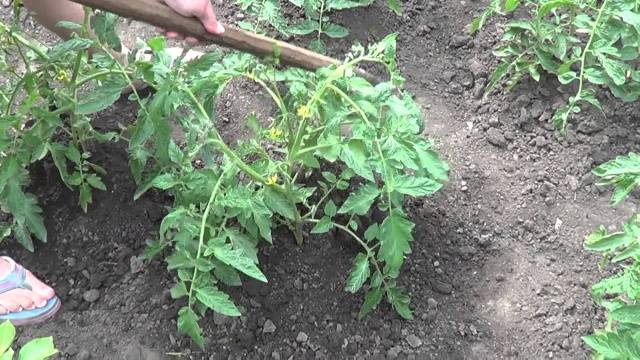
151, 173, 179, 190
322, 23, 349, 38
599, 56, 627, 86
538, 0, 574, 17
321, 172, 337, 183
310, 39, 326, 54
252, 201, 273, 243
582, 331, 640, 359
338, 184, 380, 215
324, 200, 337, 217
48, 38, 93, 61
584, 67, 607, 85
17, 337, 57, 360
311, 216, 333, 234
620, 10, 640, 33
414, 145, 449, 182
228, 230, 259, 263
612, 243, 640, 262
177, 306, 204, 348
212, 244, 267, 282
263, 188, 297, 220
90, 12, 122, 52
345, 253, 370, 293
65, 145, 81, 164
168, 140, 183, 165
557, 71, 577, 85
195, 286, 241, 316
77, 79, 124, 114
364, 223, 379, 242
4, 180, 47, 248
484, 62, 510, 97
386, 0, 401, 15
86, 174, 106, 191
213, 259, 242, 286
288, 20, 318, 35
386, 286, 413, 319
609, 304, 640, 325
504, 0, 519, 12
166, 251, 195, 270
0, 321, 16, 355
470, 0, 499, 34
379, 210, 414, 276
392, 175, 442, 196
326, 0, 374, 10
0, 348, 14, 360
56, 21, 81, 30
147, 36, 166, 52
170, 282, 188, 299
340, 140, 374, 182
358, 286, 384, 319
585, 229, 629, 252
79, 183, 92, 212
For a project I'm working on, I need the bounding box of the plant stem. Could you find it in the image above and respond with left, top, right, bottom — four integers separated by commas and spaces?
326, 84, 393, 208
295, 142, 340, 157
574, 0, 609, 104
97, 42, 148, 115
187, 168, 227, 305
306, 218, 370, 253
1, 23, 49, 60
317, 0, 326, 44
285, 180, 304, 246
12, 37, 31, 73
76, 69, 133, 88
183, 86, 271, 185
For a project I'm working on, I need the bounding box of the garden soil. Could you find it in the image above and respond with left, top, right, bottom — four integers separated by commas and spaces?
3, 0, 640, 359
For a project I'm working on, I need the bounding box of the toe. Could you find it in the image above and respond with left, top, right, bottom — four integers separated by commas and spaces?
15, 288, 46, 308
0, 298, 20, 313
26, 270, 56, 300
11, 291, 36, 310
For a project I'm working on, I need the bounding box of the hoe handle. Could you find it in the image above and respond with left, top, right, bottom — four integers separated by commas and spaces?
69, 0, 340, 71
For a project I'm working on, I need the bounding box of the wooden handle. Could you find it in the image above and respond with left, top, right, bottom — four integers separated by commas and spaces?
70, 0, 340, 71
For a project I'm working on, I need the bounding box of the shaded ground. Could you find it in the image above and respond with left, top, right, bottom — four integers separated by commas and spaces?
3, 0, 640, 359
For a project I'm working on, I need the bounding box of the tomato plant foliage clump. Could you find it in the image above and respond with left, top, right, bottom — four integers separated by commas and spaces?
136, 35, 448, 345
472, 0, 640, 131
583, 154, 640, 359
1, 10, 447, 347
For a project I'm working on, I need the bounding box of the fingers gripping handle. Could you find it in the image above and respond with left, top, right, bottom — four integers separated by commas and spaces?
69, 0, 340, 71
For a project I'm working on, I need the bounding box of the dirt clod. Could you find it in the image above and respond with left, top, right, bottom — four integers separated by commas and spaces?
486, 128, 507, 148
263, 319, 277, 334
82, 289, 100, 303
406, 334, 423, 348
296, 331, 308, 343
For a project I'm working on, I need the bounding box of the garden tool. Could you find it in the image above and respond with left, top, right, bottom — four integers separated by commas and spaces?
69, 0, 377, 82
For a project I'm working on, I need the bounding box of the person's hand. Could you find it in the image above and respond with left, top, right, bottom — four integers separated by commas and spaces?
159, 0, 224, 44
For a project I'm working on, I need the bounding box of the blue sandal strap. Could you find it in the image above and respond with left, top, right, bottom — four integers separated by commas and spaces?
0, 257, 27, 295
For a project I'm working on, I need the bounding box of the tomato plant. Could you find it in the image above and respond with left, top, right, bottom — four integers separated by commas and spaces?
133, 34, 447, 346
237, 0, 402, 53
582, 153, 640, 359
472, 0, 640, 132
0, 11, 130, 250
2, 6, 447, 347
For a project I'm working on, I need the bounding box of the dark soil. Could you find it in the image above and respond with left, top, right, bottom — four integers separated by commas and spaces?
3, 0, 640, 359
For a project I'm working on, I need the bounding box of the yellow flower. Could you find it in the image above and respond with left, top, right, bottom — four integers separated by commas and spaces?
268, 127, 283, 139
297, 105, 311, 119
265, 174, 278, 186
56, 70, 69, 82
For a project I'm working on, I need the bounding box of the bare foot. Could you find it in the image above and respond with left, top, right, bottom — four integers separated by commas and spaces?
0, 258, 56, 315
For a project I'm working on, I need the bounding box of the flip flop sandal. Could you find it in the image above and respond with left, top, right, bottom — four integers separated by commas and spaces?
0, 257, 61, 326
